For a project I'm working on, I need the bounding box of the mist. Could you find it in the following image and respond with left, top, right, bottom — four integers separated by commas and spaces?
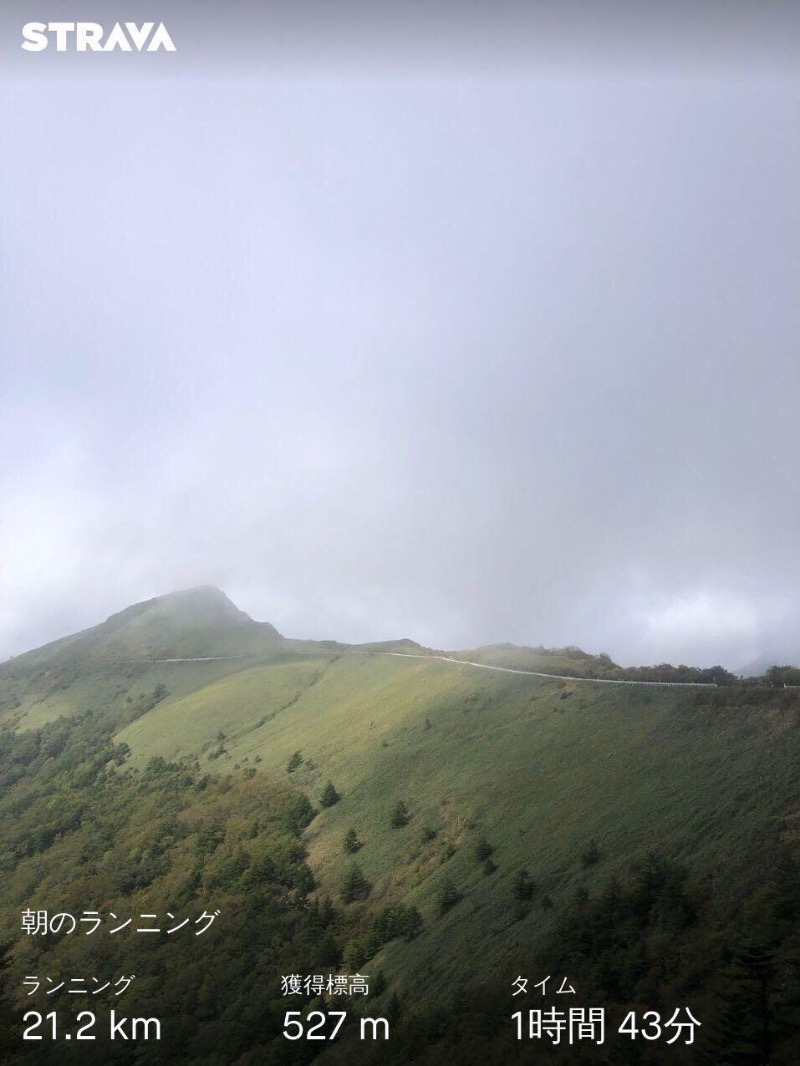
2, 3, 798, 669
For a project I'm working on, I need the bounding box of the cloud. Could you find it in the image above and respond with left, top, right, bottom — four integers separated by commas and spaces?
635, 592, 759, 667
1, 46, 799, 666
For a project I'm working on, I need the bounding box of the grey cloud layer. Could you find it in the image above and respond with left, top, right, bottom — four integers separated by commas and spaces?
2, 59, 798, 666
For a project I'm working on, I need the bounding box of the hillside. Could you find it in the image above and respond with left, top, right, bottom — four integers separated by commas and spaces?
1, 590, 799, 1063
116, 649, 799, 980
0, 587, 316, 732
5, 586, 280, 665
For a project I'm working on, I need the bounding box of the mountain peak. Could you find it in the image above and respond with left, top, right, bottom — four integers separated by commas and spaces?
99, 588, 283, 643
23, 586, 284, 666
152, 586, 254, 623
735, 653, 798, 677
104, 586, 262, 629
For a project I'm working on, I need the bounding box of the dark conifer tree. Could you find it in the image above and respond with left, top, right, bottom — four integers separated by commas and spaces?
320, 780, 341, 807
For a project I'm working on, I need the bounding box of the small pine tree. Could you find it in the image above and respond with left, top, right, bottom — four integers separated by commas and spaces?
385, 991, 402, 1026
342, 938, 368, 970
513, 868, 536, 901
341, 862, 371, 903
390, 800, 410, 828
320, 780, 341, 808
581, 838, 601, 868
401, 905, 423, 940
343, 828, 362, 854
483, 857, 498, 875
474, 836, 494, 863
436, 877, 462, 916
284, 793, 316, 833
286, 750, 303, 773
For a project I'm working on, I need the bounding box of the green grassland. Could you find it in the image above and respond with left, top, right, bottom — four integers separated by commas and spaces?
114, 649, 800, 993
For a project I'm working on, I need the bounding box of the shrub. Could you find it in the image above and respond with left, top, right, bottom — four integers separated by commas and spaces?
343, 828, 362, 854
474, 837, 494, 863
366, 904, 424, 955
342, 938, 367, 970
400, 905, 423, 940
513, 869, 537, 901
284, 794, 316, 834
390, 800, 410, 828
436, 877, 462, 916
581, 838, 600, 868
286, 750, 303, 773
320, 781, 341, 808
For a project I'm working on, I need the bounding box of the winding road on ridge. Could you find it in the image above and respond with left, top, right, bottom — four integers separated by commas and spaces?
140, 651, 718, 687
360, 650, 718, 687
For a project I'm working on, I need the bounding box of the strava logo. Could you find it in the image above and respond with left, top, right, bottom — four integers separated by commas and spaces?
21, 22, 177, 52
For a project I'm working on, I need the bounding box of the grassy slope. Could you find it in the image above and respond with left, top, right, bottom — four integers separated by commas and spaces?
0, 586, 323, 732
118, 657, 333, 761
0, 659, 254, 732
0, 618, 326, 733
115, 650, 800, 992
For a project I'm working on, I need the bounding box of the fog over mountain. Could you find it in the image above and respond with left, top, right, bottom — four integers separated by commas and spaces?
1, 3, 798, 669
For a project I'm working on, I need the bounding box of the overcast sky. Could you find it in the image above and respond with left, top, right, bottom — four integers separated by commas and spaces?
1, 3, 798, 667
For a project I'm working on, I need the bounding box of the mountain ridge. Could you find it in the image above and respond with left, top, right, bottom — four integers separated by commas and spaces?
2, 587, 798, 736
11, 585, 796, 675
1, 587, 799, 1062
2, 586, 282, 667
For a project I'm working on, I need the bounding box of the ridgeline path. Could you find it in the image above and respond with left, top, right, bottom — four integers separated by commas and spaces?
350, 650, 718, 687
136, 651, 717, 687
